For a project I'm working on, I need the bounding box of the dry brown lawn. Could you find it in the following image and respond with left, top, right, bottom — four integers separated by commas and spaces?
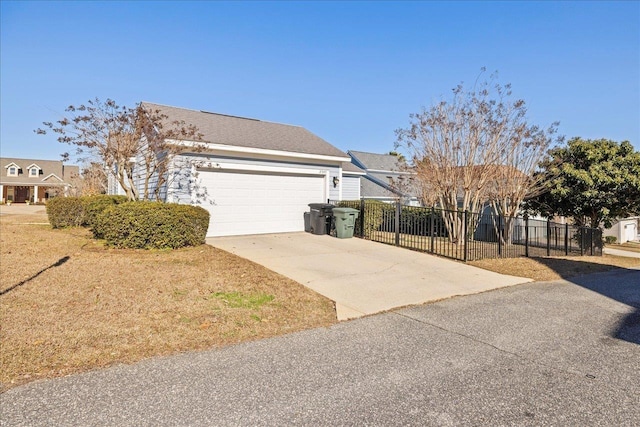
470, 254, 639, 282
0, 212, 336, 391
608, 241, 640, 254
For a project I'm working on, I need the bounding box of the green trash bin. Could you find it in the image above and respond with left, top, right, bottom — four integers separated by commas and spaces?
332, 207, 360, 239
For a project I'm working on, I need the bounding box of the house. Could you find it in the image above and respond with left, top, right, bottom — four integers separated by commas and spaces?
604, 217, 639, 244
0, 157, 79, 204
134, 102, 362, 237
347, 150, 420, 205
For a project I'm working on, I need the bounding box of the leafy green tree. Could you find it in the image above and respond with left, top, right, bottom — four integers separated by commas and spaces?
526, 138, 640, 228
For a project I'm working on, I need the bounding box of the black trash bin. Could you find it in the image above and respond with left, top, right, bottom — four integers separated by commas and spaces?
308, 203, 334, 235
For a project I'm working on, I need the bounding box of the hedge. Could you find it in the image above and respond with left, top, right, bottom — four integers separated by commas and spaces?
96, 202, 210, 249
82, 195, 128, 237
335, 200, 452, 238
336, 199, 393, 237
46, 197, 85, 228
46, 195, 128, 230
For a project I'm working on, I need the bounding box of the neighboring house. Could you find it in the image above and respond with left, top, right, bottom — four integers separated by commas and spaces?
132, 102, 361, 237
347, 150, 420, 205
604, 217, 639, 244
0, 157, 79, 203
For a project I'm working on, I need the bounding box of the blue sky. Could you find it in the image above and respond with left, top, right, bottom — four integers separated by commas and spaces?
1, 1, 639, 162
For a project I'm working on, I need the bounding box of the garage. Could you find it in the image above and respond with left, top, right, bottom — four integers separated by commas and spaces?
136, 103, 356, 236
199, 168, 326, 237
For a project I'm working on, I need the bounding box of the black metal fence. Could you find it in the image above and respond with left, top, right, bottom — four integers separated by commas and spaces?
329, 199, 603, 262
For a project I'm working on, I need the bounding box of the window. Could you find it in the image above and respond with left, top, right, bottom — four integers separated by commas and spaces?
30, 168, 38, 177
8, 167, 17, 176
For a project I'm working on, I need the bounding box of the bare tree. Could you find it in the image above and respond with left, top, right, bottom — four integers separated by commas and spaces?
75, 162, 108, 196
396, 70, 559, 242
485, 122, 560, 243
36, 98, 201, 201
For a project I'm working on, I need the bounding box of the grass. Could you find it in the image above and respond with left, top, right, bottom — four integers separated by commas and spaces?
608, 241, 640, 254
0, 212, 336, 391
469, 254, 639, 282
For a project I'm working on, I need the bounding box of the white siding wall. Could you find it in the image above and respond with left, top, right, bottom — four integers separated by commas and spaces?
342, 176, 361, 201
328, 171, 340, 202
132, 137, 166, 201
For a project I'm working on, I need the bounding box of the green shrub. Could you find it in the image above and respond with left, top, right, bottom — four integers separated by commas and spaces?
604, 235, 617, 245
46, 197, 85, 228
336, 199, 394, 237
82, 195, 128, 237
96, 202, 210, 249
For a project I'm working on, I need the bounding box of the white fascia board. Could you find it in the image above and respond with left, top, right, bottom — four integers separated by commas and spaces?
196, 161, 328, 176
366, 168, 416, 175
167, 139, 351, 163
26, 163, 42, 170
41, 173, 64, 183
4, 162, 19, 169
343, 170, 367, 176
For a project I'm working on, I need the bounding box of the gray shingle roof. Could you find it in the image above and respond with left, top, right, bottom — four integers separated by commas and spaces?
361, 176, 398, 198
141, 102, 349, 159
342, 162, 365, 174
348, 150, 405, 172
1, 157, 78, 186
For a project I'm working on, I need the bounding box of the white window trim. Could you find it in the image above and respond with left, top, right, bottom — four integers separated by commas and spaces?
5, 162, 19, 176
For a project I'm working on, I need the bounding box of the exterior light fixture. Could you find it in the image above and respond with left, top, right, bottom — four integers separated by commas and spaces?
332, 176, 340, 188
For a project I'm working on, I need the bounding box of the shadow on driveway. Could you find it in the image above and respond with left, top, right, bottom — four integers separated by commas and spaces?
570, 269, 638, 345
531, 257, 639, 345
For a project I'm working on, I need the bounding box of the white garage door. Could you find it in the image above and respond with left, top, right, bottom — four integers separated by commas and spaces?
199, 169, 326, 237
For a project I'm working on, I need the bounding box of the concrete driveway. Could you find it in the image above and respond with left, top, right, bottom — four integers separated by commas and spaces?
207, 232, 531, 320
0, 204, 46, 215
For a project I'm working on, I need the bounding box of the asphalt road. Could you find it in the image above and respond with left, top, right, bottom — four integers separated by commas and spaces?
2, 268, 639, 426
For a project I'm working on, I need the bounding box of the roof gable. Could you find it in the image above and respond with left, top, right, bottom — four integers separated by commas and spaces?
42, 173, 65, 183
4, 162, 20, 169
141, 102, 349, 159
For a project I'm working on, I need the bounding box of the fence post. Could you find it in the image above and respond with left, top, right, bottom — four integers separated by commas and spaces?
463, 210, 469, 262
580, 228, 584, 256
564, 223, 569, 255
498, 214, 502, 257
590, 228, 594, 255
430, 207, 435, 254
359, 198, 365, 238
524, 214, 529, 258
395, 201, 400, 246
546, 220, 551, 256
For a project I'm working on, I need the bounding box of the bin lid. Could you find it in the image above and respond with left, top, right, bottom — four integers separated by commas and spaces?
309, 203, 334, 210
332, 207, 359, 214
